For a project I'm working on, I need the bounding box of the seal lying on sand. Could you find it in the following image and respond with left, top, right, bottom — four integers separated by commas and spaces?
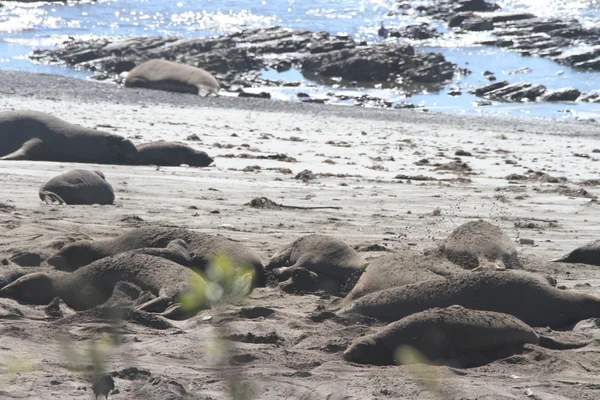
0, 253, 208, 318
0, 110, 137, 164
124, 59, 220, 96
47, 226, 265, 286
135, 141, 213, 167
441, 220, 520, 270
338, 270, 600, 328
39, 170, 115, 205
129, 239, 191, 266
343, 306, 588, 366
552, 240, 600, 266
267, 234, 366, 295
341, 250, 464, 306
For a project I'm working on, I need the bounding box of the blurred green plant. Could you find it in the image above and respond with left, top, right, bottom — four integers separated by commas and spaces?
395, 345, 448, 399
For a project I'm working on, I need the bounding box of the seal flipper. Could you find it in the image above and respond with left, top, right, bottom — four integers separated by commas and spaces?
1, 138, 46, 161
135, 295, 173, 313
39, 190, 66, 205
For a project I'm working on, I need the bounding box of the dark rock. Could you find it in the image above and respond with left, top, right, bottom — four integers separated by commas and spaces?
462, 17, 494, 31
9, 252, 41, 267
295, 169, 316, 180
541, 88, 581, 102
389, 23, 440, 40
238, 91, 271, 99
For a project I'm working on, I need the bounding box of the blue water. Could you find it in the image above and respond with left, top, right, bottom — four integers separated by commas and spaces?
1, 0, 599, 119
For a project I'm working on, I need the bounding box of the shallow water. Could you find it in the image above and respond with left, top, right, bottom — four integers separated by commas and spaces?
0, 0, 599, 120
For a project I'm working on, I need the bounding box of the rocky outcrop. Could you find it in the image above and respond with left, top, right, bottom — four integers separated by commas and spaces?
31, 26, 459, 93
470, 81, 598, 103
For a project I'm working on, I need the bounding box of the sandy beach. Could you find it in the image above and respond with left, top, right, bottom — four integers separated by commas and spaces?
1, 70, 600, 399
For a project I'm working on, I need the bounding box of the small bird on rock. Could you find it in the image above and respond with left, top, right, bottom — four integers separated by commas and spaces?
378, 22, 389, 38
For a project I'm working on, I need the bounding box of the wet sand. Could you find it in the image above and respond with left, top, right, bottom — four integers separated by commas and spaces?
1, 71, 600, 399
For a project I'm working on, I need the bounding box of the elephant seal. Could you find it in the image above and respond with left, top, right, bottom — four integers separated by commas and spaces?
129, 239, 191, 266
267, 234, 366, 295
341, 250, 464, 306
124, 59, 220, 96
441, 220, 520, 270
39, 170, 115, 205
0, 253, 208, 318
0, 110, 137, 164
343, 306, 588, 366
135, 141, 213, 167
552, 240, 600, 266
338, 270, 600, 328
47, 226, 265, 286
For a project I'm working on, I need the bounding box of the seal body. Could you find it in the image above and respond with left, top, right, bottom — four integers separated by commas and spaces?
339, 270, 600, 328
135, 141, 213, 167
0, 110, 137, 164
124, 59, 220, 96
47, 226, 265, 286
267, 234, 366, 295
442, 220, 520, 269
552, 240, 600, 265
341, 250, 462, 306
0, 253, 208, 316
39, 170, 115, 205
343, 306, 539, 366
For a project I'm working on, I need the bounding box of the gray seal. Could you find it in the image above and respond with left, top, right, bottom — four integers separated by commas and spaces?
47, 226, 265, 286
0, 110, 137, 164
39, 170, 115, 205
441, 220, 520, 269
338, 270, 600, 328
0, 252, 208, 318
135, 141, 213, 167
124, 59, 219, 96
343, 306, 588, 366
552, 240, 600, 266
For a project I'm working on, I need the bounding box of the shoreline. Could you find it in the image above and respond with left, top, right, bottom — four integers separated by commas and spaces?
0, 69, 599, 137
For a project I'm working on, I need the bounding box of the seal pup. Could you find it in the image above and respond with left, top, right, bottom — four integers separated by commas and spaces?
267, 234, 366, 295
0, 253, 209, 318
341, 250, 463, 306
552, 239, 600, 266
0, 110, 137, 164
135, 141, 213, 167
124, 59, 220, 96
338, 270, 600, 328
343, 306, 588, 366
47, 226, 265, 286
39, 170, 115, 205
441, 220, 520, 270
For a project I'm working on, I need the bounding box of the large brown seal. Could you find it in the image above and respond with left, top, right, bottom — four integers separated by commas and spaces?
0, 110, 137, 164
343, 306, 588, 366
341, 250, 463, 306
441, 220, 520, 269
135, 141, 213, 167
267, 234, 366, 295
39, 170, 115, 205
552, 240, 600, 266
0, 253, 208, 318
47, 226, 265, 286
124, 59, 219, 96
338, 270, 600, 328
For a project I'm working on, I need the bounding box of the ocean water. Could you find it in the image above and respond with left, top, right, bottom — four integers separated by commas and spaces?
0, 0, 599, 120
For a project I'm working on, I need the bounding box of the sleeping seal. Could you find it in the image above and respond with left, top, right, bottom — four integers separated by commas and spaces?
441, 220, 520, 269
338, 270, 600, 328
343, 306, 588, 366
0, 110, 137, 164
552, 240, 600, 266
0, 253, 208, 318
39, 170, 115, 205
124, 59, 219, 96
341, 250, 464, 306
135, 141, 213, 167
47, 226, 265, 286
267, 234, 366, 295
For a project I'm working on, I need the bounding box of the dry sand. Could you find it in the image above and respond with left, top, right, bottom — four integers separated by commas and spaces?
1, 71, 600, 399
